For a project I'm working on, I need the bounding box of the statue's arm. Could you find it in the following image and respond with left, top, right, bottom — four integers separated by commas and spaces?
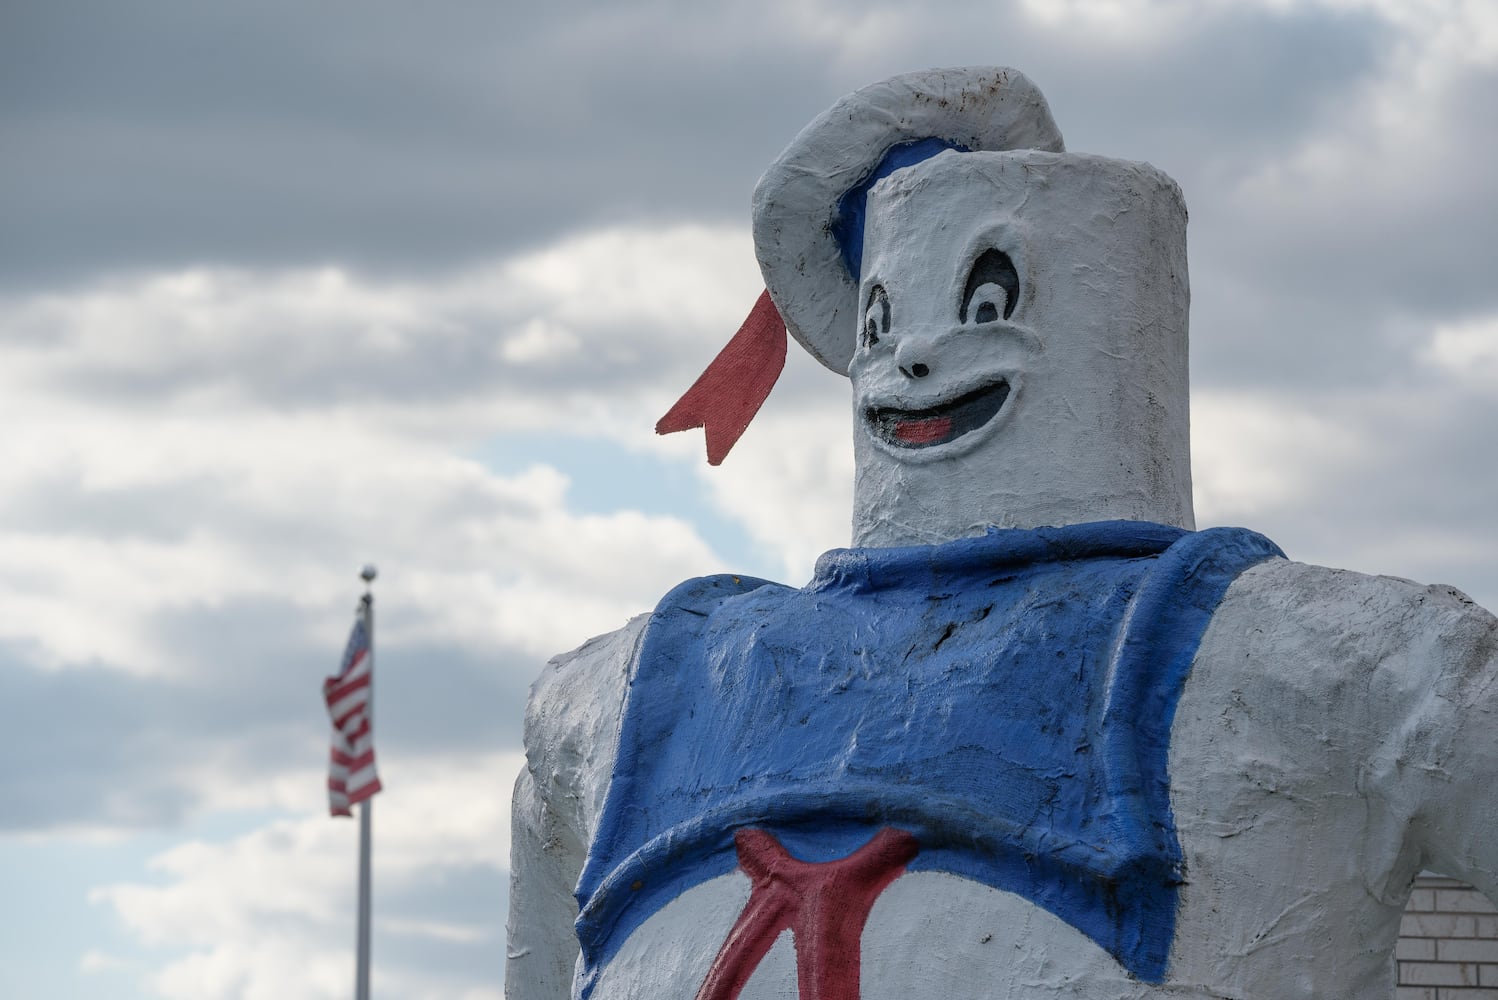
506, 615, 645, 1000
507, 762, 585, 1000
1380, 579, 1498, 897
1235, 560, 1498, 899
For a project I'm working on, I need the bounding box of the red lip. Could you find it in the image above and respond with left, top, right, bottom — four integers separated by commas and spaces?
893, 416, 954, 444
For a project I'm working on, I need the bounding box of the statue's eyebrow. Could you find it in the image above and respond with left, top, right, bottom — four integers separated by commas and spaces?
960, 249, 1019, 323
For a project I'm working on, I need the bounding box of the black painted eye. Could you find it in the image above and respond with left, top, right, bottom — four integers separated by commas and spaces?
960, 249, 1019, 324
862, 284, 890, 348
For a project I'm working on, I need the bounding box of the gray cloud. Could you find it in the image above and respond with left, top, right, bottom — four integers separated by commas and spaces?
0, 0, 827, 290
377, 863, 508, 982
0, 473, 220, 543
1246, 383, 1498, 608
0, 600, 532, 833
0, 0, 1414, 305
47, 311, 662, 410
11, 0, 1490, 414
0, 649, 209, 831
874, 1, 1391, 164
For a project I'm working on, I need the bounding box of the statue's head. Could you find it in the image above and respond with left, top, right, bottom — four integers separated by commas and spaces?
751, 68, 1195, 547
847, 148, 1193, 544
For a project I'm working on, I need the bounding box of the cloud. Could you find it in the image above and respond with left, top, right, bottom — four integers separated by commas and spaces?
0, 622, 523, 833
0, 0, 844, 289
1421, 313, 1498, 386
1192, 372, 1498, 610
1191, 0, 1498, 386
0, 223, 761, 414
1192, 389, 1370, 520
88, 752, 520, 1000
0, 0, 1419, 302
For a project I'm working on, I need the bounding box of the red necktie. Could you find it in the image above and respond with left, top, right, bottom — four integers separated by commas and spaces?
696, 827, 920, 1000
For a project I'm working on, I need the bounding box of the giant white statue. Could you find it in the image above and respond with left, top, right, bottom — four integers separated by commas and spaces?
506, 68, 1498, 1000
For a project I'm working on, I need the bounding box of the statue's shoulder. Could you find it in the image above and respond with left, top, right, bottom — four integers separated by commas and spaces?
1205, 556, 1498, 703
524, 614, 650, 833
1216, 556, 1493, 637
531, 615, 647, 715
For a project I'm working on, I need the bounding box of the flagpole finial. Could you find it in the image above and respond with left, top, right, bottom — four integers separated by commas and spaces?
360, 564, 378, 584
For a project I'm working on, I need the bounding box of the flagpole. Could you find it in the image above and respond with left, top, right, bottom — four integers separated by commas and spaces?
356, 564, 377, 1000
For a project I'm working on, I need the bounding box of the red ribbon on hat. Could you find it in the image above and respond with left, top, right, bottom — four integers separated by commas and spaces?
656, 289, 787, 465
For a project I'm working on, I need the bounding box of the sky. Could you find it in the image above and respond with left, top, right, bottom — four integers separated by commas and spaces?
2, 0, 1497, 996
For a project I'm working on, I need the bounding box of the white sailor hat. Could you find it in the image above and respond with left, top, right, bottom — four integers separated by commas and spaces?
659, 67, 1064, 463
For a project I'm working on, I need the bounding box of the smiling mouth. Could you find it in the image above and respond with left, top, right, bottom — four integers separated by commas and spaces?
865, 380, 1012, 449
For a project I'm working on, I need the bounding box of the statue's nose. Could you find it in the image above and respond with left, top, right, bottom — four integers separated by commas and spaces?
895, 336, 936, 379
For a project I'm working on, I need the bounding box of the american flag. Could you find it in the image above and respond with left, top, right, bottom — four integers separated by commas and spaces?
324, 602, 382, 816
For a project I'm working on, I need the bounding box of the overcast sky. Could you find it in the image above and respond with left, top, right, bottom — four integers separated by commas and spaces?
3, 1, 1497, 997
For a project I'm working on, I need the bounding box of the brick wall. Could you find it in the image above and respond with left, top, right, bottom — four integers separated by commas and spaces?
1397, 875, 1498, 997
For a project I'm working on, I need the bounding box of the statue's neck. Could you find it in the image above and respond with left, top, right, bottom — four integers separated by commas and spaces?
850, 451, 1196, 548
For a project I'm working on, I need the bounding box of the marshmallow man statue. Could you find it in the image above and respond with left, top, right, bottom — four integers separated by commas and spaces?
507, 68, 1498, 1000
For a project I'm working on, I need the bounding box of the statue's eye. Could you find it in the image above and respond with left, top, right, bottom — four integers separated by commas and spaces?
960, 249, 1019, 324
862, 284, 890, 347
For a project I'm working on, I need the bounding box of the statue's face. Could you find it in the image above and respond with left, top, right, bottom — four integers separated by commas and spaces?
847, 172, 1042, 464
846, 150, 1193, 545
